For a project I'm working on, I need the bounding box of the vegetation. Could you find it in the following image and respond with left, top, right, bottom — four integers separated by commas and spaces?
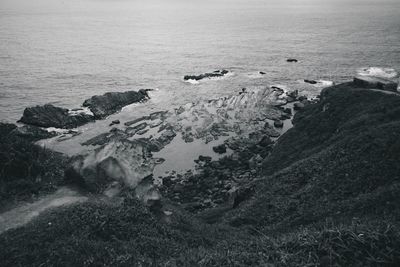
1, 83, 400, 266
0, 123, 67, 209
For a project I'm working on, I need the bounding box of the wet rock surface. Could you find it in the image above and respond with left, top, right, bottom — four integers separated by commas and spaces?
54, 86, 307, 213
184, 69, 230, 81
83, 89, 150, 119
19, 104, 94, 129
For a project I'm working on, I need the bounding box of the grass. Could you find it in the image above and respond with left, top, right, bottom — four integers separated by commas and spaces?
0, 123, 67, 209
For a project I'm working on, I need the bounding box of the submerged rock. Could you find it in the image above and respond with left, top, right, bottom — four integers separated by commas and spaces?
184, 70, 229, 81
304, 79, 318, 85
19, 104, 94, 129
83, 90, 150, 119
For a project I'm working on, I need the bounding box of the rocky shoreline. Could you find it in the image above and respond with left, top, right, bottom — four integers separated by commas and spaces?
1, 73, 400, 266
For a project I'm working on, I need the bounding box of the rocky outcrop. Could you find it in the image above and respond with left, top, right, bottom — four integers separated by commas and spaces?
184, 70, 229, 81
353, 76, 398, 91
66, 138, 155, 193
82, 90, 150, 119
19, 104, 94, 129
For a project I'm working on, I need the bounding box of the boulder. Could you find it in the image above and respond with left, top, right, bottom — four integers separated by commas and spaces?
109, 120, 120, 126
19, 104, 94, 129
66, 138, 155, 193
293, 102, 305, 110
353, 76, 398, 92
83, 90, 150, 119
274, 120, 284, 128
213, 144, 227, 154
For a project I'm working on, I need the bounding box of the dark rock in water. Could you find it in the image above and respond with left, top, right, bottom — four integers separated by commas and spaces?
274, 120, 284, 128
293, 102, 305, 110
109, 120, 120, 126
83, 90, 150, 119
259, 71, 266, 75
353, 76, 398, 91
19, 104, 94, 129
283, 108, 292, 115
304, 79, 318, 85
213, 144, 227, 154
298, 95, 308, 101
184, 69, 229, 81
11, 125, 57, 141
198, 155, 212, 162
287, 58, 298, 63
288, 90, 299, 99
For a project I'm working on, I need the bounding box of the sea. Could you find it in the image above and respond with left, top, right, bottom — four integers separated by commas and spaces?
1, 0, 400, 123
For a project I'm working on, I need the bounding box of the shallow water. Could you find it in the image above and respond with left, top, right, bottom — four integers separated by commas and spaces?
1, 0, 400, 122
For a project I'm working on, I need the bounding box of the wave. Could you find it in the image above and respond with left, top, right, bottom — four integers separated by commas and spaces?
357, 67, 398, 79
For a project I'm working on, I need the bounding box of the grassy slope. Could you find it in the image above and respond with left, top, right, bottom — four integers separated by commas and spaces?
1, 83, 400, 266
0, 124, 67, 209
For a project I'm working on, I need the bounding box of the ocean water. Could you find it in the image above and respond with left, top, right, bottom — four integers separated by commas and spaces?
1, 0, 400, 123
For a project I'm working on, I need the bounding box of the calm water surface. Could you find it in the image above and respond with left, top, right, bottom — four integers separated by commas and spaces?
1, 0, 399, 122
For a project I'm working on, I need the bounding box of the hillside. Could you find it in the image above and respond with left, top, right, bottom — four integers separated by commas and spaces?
1, 82, 400, 266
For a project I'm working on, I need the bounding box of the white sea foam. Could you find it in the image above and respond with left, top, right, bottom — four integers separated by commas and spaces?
247, 71, 267, 79
357, 67, 398, 79
301, 79, 334, 88
184, 79, 200, 85
68, 107, 94, 116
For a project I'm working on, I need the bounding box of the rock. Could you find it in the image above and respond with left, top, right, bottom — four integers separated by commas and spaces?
293, 102, 305, 110
259, 71, 266, 75
288, 90, 299, 98
109, 120, 120, 126
124, 116, 150, 126
82, 129, 126, 146
283, 108, 292, 115
353, 76, 398, 92
213, 144, 227, 154
126, 122, 148, 136
304, 79, 318, 85
147, 129, 176, 152
258, 136, 273, 147
11, 125, 57, 141
66, 138, 155, 193
83, 90, 150, 119
298, 95, 308, 101
198, 155, 212, 162
274, 120, 284, 128
184, 70, 229, 81
287, 58, 298, 63
19, 104, 94, 129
